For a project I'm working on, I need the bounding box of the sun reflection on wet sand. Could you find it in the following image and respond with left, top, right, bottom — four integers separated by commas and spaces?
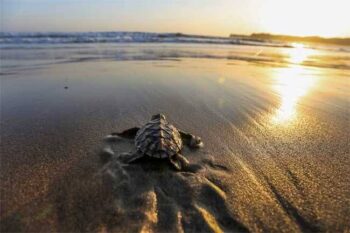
272, 45, 319, 124
272, 67, 317, 123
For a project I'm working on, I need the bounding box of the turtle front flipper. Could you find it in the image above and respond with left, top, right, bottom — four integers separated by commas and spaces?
111, 127, 140, 139
179, 130, 204, 149
119, 151, 144, 163
169, 153, 189, 170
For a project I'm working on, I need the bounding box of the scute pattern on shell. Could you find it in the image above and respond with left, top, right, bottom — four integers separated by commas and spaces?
135, 117, 183, 158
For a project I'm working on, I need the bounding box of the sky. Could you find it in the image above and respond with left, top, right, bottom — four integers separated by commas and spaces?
1, 0, 350, 37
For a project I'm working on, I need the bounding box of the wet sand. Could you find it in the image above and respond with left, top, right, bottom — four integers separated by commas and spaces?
1, 44, 350, 232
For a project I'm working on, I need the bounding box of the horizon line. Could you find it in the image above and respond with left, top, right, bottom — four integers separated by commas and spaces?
1, 30, 349, 40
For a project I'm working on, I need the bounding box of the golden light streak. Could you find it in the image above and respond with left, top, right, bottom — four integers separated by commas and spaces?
271, 46, 319, 124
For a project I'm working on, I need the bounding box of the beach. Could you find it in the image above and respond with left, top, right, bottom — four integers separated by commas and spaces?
1, 39, 350, 232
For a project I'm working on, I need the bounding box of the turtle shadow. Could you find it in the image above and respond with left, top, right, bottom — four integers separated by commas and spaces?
95, 158, 248, 233
47, 136, 248, 232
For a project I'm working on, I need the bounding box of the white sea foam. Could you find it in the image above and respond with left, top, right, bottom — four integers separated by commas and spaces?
0, 31, 287, 48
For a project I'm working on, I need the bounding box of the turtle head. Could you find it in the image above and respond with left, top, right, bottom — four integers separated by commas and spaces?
151, 113, 166, 121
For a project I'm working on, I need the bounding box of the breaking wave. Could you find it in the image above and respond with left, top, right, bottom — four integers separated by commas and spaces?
0, 31, 288, 48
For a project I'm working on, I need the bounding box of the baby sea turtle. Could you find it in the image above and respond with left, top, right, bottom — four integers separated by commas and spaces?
110, 113, 203, 170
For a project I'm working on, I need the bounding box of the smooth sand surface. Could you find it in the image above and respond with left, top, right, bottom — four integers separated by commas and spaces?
1, 44, 350, 232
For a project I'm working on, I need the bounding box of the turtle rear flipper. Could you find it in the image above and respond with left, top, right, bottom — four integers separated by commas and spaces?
112, 127, 140, 139
169, 153, 189, 170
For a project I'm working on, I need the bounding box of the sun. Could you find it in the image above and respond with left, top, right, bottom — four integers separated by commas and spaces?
258, 0, 349, 37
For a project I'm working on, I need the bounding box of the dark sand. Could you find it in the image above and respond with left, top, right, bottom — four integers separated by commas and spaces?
1, 44, 350, 232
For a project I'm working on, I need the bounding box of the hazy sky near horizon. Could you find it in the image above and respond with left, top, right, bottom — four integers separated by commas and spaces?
1, 0, 349, 37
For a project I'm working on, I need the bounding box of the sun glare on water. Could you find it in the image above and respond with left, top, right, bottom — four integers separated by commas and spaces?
288, 43, 313, 64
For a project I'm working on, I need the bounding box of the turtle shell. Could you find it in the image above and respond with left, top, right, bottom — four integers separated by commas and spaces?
135, 117, 183, 158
